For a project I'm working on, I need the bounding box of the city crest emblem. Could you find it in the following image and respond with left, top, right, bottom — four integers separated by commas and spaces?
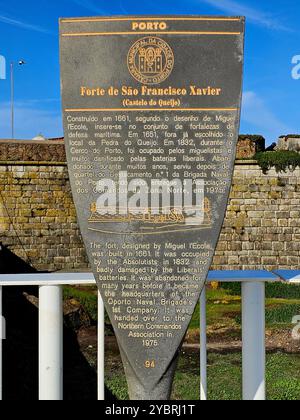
127, 37, 174, 85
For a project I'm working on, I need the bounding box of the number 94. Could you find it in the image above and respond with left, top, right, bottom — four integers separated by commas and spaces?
145, 360, 156, 369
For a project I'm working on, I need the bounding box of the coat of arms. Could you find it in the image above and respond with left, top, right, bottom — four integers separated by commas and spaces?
128, 37, 174, 85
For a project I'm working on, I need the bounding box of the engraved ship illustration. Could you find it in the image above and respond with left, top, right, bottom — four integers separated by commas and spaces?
88, 198, 212, 234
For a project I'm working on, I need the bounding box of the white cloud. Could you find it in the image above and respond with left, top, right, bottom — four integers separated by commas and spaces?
0, 14, 52, 34
0, 102, 63, 139
200, 0, 290, 31
241, 91, 294, 143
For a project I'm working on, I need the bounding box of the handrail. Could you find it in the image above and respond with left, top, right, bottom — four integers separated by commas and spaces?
0, 269, 281, 286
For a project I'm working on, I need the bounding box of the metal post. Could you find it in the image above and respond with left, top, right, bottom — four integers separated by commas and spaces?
0, 286, 2, 400
98, 291, 105, 400
242, 282, 266, 401
200, 286, 207, 401
39, 285, 63, 400
10, 62, 14, 139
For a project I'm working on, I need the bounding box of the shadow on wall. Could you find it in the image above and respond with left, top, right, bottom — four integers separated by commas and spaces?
0, 244, 115, 400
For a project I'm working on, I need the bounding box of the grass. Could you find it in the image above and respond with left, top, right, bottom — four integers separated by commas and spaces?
105, 352, 300, 401
234, 302, 300, 327
266, 354, 300, 400
266, 304, 300, 325
207, 353, 300, 401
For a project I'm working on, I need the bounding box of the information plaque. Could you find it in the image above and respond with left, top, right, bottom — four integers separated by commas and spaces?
60, 16, 244, 400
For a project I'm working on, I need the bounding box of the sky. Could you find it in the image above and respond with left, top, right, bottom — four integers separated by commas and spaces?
0, 0, 299, 144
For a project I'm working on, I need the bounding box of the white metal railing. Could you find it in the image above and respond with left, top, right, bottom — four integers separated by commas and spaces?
0, 273, 100, 401
0, 270, 298, 401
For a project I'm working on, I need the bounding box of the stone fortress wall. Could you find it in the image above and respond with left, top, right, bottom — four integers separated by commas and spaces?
0, 139, 300, 272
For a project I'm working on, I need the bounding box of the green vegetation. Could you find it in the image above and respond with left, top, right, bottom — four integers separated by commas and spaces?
265, 304, 300, 325
191, 285, 300, 332
63, 286, 98, 322
265, 282, 300, 299
235, 302, 300, 326
207, 353, 300, 401
279, 134, 300, 139
222, 281, 300, 300
105, 353, 300, 401
255, 151, 300, 174
266, 354, 300, 401
106, 375, 129, 400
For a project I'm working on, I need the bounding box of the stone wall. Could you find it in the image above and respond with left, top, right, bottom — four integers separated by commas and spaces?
0, 140, 87, 271
0, 162, 88, 271
214, 162, 300, 271
0, 140, 300, 272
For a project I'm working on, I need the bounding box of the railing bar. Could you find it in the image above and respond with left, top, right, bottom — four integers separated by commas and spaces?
0, 286, 2, 401
0, 273, 95, 280
98, 291, 105, 400
0, 270, 281, 287
39, 285, 63, 401
242, 282, 266, 400
0, 282, 96, 287
200, 286, 207, 401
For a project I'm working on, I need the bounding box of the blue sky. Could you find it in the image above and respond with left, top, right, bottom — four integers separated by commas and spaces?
0, 0, 299, 144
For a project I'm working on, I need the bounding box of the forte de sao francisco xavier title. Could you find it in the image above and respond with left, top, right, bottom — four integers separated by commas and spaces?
80, 85, 223, 98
